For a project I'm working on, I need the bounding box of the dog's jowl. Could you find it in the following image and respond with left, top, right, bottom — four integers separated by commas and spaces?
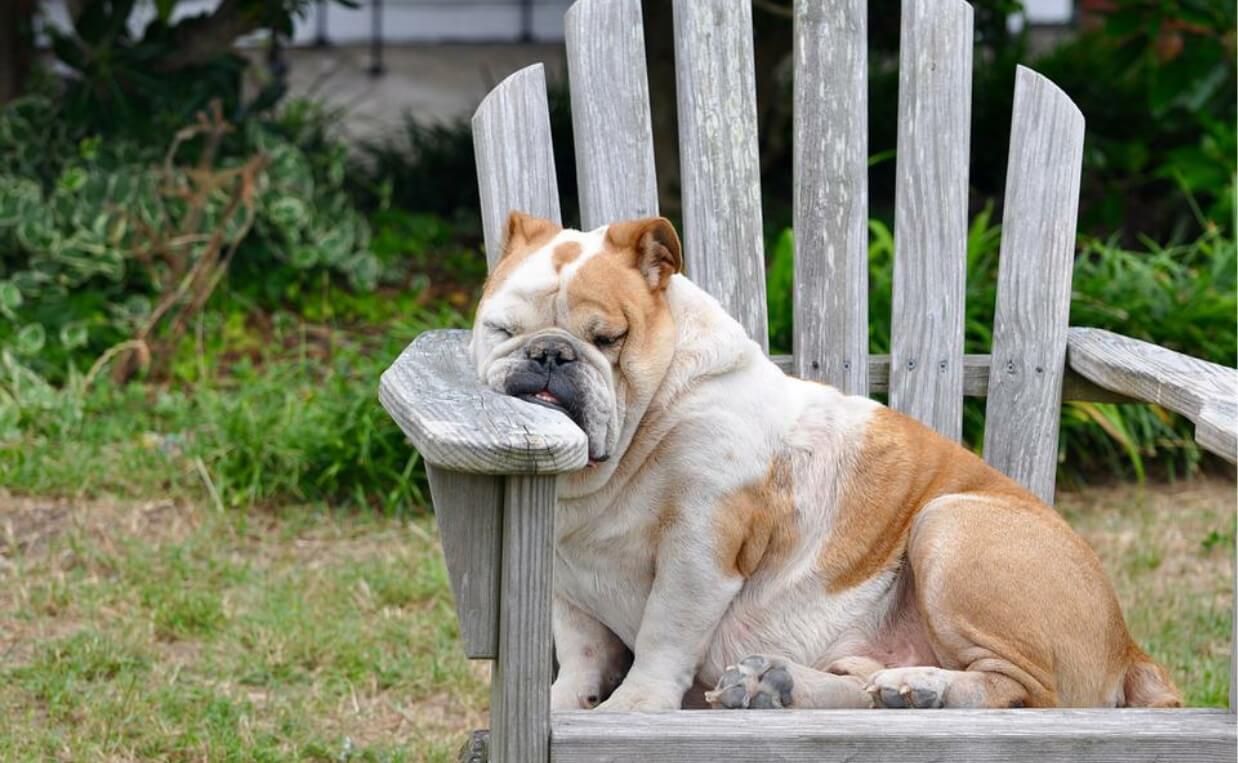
470, 210, 1181, 712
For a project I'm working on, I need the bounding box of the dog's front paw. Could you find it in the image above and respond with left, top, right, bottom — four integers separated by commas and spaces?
594, 681, 681, 711
704, 655, 794, 709
551, 678, 603, 710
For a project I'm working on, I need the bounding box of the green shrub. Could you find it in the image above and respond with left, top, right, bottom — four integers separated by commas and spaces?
351, 82, 580, 231
39, 0, 327, 142
0, 98, 377, 382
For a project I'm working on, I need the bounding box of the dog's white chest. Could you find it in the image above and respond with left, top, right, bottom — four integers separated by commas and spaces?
554, 511, 657, 648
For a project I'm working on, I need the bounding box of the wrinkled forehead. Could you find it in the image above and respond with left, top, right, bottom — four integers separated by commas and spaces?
479, 226, 608, 320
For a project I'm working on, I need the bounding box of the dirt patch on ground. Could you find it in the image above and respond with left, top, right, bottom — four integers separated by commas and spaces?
0, 493, 194, 558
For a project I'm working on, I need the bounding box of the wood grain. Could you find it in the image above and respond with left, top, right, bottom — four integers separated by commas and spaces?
492, 475, 556, 763
425, 466, 502, 659
672, 0, 768, 351
472, 64, 563, 267
982, 67, 1085, 504
887, 0, 973, 440
565, 0, 659, 229
770, 353, 1131, 403
1067, 327, 1238, 463
378, 330, 589, 474
791, 0, 869, 394
550, 708, 1236, 762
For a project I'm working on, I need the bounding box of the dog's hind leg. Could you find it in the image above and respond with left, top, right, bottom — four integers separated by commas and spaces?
705, 654, 874, 709
881, 493, 1149, 709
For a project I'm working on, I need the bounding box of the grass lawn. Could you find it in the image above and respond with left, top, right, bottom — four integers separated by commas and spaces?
0, 478, 1232, 761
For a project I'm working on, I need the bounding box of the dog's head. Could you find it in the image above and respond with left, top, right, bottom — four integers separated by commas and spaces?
471, 211, 682, 465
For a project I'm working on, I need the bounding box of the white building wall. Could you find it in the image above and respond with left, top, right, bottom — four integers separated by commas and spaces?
39, 0, 575, 45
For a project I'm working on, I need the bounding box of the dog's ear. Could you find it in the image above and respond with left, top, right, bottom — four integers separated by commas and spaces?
500, 210, 560, 261
606, 217, 683, 291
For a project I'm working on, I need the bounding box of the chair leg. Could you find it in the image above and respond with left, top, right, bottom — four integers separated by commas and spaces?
490, 474, 556, 762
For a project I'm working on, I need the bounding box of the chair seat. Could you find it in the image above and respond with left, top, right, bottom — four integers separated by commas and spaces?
550, 707, 1237, 761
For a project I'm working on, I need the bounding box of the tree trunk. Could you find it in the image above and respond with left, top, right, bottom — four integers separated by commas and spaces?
0, 0, 35, 106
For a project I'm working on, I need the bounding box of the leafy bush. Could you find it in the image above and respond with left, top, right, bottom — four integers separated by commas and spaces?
0, 97, 377, 382
351, 82, 580, 232
39, 0, 327, 141
1032, 0, 1236, 240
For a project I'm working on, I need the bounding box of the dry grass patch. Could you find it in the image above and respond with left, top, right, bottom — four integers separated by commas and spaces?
1059, 476, 1235, 707
0, 496, 484, 761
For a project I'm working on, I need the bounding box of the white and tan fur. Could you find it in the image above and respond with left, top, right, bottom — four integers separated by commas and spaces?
472, 212, 1181, 712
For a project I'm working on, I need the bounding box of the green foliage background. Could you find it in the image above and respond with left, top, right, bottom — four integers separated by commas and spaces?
0, 0, 1234, 512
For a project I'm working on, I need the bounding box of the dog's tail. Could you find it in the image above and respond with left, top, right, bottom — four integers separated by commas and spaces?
1121, 646, 1182, 707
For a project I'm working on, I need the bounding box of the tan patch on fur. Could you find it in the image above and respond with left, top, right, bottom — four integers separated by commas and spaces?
821, 408, 1031, 593
1122, 645, 1182, 707
826, 407, 1174, 708
552, 241, 582, 272
713, 454, 799, 579
564, 248, 673, 372
481, 212, 561, 300
604, 218, 682, 290
646, 501, 681, 547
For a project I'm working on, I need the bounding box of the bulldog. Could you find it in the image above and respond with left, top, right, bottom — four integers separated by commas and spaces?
470, 210, 1182, 712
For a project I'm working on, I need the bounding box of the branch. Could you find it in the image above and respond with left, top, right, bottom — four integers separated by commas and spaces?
157, 0, 265, 72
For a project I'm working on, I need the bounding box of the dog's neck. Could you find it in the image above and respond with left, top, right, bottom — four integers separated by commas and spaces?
559, 275, 768, 501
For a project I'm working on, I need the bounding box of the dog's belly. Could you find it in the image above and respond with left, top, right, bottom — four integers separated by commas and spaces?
699, 566, 901, 685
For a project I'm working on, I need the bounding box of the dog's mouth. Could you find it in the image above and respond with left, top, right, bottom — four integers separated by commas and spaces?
519, 389, 607, 468
521, 389, 569, 416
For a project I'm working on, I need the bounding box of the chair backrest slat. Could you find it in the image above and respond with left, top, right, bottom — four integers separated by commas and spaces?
472, 64, 562, 269
983, 67, 1085, 504
888, 0, 973, 440
673, 0, 769, 351
791, 0, 869, 394
565, 0, 659, 229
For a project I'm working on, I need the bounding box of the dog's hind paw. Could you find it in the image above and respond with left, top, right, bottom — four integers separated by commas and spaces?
705, 655, 794, 709
865, 667, 949, 709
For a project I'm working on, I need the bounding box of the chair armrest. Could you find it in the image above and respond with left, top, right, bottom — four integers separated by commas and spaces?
379, 329, 589, 474
1066, 327, 1237, 463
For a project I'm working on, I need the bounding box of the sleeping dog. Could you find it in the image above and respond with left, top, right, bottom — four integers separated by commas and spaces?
470, 211, 1181, 711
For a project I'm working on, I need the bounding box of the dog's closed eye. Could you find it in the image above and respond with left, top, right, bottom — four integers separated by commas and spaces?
485, 322, 516, 339
593, 331, 627, 349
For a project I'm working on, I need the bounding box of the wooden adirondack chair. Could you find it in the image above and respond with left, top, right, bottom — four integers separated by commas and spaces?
379, 0, 1238, 760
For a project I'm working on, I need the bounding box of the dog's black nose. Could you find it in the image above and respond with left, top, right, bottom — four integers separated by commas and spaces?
525, 337, 577, 369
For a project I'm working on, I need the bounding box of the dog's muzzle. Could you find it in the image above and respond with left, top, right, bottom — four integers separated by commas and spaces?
504, 337, 590, 436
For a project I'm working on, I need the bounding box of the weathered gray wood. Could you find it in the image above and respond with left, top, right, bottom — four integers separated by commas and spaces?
565, 0, 658, 229
888, 0, 974, 440
425, 466, 502, 659
672, 0, 768, 351
492, 474, 556, 763
791, 0, 869, 394
378, 330, 589, 474
472, 64, 562, 268
771, 353, 1129, 403
983, 67, 1086, 504
551, 708, 1237, 762
1067, 327, 1238, 463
